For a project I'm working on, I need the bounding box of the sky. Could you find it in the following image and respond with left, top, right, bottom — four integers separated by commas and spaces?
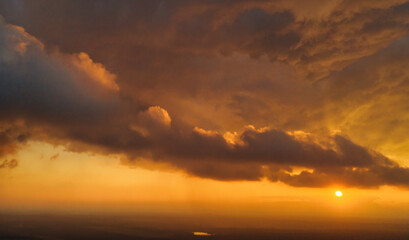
1, 0, 409, 220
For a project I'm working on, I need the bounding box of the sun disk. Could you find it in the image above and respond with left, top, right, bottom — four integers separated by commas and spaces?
335, 191, 343, 197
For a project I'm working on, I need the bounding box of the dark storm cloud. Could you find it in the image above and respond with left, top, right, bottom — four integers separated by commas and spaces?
151, 127, 406, 187
0, 16, 123, 124
1, 0, 408, 78
1, 0, 406, 114
0, 16, 146, 155
163, 128, 388, 168
1, 1, 409, 188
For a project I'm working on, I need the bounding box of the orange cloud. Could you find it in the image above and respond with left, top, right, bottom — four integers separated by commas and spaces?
71, 52, 119, 91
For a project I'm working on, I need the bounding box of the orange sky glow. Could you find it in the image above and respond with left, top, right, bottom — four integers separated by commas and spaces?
1, 1, 409, 228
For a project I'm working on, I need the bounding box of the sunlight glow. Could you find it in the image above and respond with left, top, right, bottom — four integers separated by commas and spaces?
193, 232, 212, 236
335, 191, 343, 197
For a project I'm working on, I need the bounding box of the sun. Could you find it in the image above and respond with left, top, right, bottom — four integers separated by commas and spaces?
335, 191, 343, 197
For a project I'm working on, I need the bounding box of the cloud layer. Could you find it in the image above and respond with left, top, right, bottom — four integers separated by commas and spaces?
1, 1, 409, 188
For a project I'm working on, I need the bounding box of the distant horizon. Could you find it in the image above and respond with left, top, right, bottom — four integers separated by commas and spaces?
1, 212, 409, 240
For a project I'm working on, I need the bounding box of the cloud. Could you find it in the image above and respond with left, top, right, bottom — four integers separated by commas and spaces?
49, 153, 59, 161
1, 0, 408, 82
0, 158, 18, 169
2, 0, 406, 134
0, 123, 28, 158
267, 165, 409, 188
151, 126, 407, 188
0, 16, 129, 140
0, 1, 409, 189
69, 52, 119, 91
140, 106, 171, 127
0, 17, 122, 125
315, 35, 409, 163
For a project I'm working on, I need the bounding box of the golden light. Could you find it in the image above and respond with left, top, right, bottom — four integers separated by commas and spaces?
335, 191, 343, 197
193, 232, 212, 236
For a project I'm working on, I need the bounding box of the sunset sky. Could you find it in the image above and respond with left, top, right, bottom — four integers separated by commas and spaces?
1, 0, 409, 220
